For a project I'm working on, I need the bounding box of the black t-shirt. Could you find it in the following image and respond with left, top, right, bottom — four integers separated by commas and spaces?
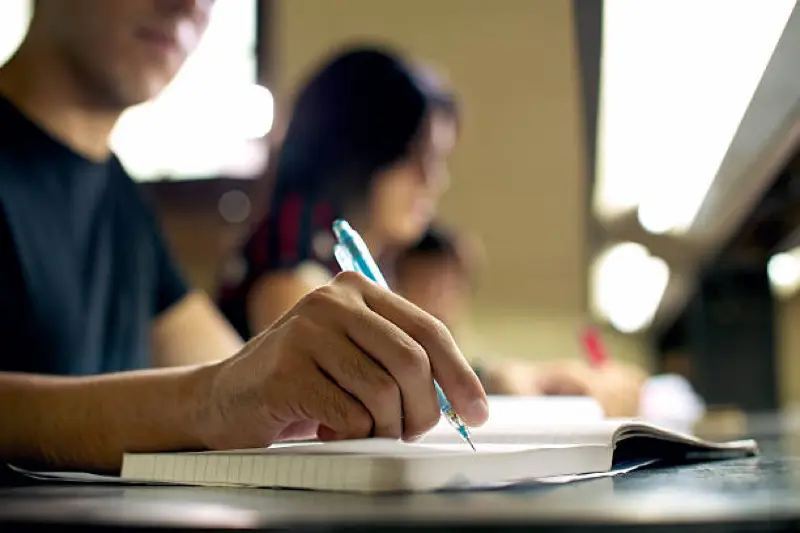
0, 96, 188, 375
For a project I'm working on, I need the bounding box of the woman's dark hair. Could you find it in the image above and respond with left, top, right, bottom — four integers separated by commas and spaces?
270, 43, 459, 215
216, 45, 458, 339
400, 225, 461, 262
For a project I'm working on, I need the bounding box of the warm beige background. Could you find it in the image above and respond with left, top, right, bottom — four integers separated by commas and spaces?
270, 0, 650, 367
778, 296, 800, 407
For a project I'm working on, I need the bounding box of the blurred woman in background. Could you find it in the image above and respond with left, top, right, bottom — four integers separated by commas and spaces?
218, 45, 457, 336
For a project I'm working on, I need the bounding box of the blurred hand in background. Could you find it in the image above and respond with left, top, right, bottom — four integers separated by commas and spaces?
479, 359, 648, 418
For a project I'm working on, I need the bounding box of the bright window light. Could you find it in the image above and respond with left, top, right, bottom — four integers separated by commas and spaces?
594, 0, 794, 234
591, 242, 670, 333
768, 249, 800, 298
110, 0, 269, 181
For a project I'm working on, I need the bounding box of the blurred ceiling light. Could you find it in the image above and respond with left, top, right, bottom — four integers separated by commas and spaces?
637, 202, 674, 235
218, 189, 252, 224
768, 248, 800, 298
594, 0, 794, 234
591, 242, 670, 333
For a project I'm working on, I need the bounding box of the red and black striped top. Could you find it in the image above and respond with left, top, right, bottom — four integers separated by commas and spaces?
217, 193, 340, 339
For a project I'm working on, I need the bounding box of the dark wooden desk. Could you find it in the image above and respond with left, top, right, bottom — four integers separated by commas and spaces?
1, 433, 799, 532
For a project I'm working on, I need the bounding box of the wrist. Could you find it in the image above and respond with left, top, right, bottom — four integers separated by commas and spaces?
179, 362, 222, 450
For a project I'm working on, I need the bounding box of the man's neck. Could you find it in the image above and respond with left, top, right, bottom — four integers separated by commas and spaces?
0, 40, 121, 162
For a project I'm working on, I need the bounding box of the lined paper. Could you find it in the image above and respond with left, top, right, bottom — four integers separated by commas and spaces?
123, 452, 382, 491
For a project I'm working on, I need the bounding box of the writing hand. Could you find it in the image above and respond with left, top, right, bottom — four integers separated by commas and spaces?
196, 272, 489, 450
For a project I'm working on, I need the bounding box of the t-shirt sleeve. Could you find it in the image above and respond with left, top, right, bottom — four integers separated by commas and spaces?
216, 194, 336, 333
236, 194, 336, 285
150, 216, 190, 315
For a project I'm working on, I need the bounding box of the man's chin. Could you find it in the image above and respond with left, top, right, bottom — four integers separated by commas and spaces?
113, 76, 172, 109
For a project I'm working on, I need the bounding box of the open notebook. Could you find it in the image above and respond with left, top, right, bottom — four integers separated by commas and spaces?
116, 419, 757, 493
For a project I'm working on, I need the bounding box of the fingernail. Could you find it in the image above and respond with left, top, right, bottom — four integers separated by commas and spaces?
465, 398, 489, 425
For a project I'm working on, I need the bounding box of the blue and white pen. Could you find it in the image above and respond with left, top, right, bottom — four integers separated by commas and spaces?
332, 219, 476, 451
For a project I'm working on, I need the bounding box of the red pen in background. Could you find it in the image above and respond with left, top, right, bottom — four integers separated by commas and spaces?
580, 325, 609, 368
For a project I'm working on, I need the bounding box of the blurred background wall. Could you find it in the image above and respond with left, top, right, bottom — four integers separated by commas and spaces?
779, 293, 800, 407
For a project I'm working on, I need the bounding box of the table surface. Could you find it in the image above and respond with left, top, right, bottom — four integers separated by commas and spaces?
2, 428, 800, 532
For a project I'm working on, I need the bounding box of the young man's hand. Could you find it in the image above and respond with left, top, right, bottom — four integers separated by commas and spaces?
195, 272, 489, 450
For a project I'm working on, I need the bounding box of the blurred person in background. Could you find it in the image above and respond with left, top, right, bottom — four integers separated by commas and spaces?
394, 223, 647, 417
0, 1, 487, 474
394, 224, 479, 329
218, 45, 458, 336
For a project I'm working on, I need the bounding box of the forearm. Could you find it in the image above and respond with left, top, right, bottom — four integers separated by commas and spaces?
152, 291, 243, 367
247, 271, 326, 335
0, 364, 215, 472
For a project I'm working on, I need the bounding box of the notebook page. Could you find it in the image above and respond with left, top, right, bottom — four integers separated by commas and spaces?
424, 396, 602, 436
482, 395, 604, 423
612, 421, 760, 452
204, 439, 438, 456
421, 418, 628, 446
152, 439, 552, 457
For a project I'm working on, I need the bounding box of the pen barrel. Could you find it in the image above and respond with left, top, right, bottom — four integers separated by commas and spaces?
337, 234, 389, 288
434, 381, 452, 412
352, 253, 389, 288
333, 244, 355, 273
